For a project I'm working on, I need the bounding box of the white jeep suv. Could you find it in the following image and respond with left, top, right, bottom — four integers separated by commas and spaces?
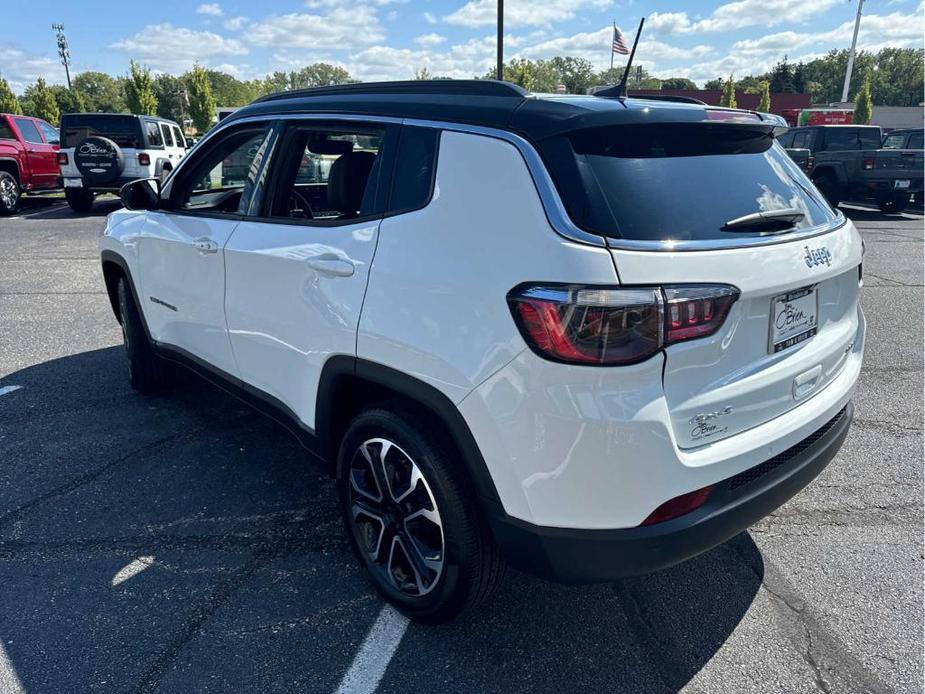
100, 81, 865, 623
59, 113, 187, 212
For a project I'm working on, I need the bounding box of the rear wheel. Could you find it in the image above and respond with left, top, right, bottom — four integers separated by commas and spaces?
338, 406, 505, 623
876, 192, 910, 214
0, 171, 20, 215
65, 187, 95, 212
812, 174, 841, 207
117, 276, 168, 393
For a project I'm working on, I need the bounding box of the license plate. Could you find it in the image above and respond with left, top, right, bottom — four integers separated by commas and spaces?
769, 286, 818, 353
63, 178, 83, 188
894, 179, 911, 189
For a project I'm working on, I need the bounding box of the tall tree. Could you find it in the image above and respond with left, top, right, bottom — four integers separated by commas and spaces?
49, 85, 86, 116
660, 77, 697, 90
153, 73, 186, 122
125, 61, 158, 115
73, 71, 126, 112
0, 75, 22, 114
289, 63, 355, 89
22, 78, 60, 125
549, 56, 596, 94
757, 80, 771, 112
704, 78, 725, 90
413, 67, 432, 81
720, 75, 737, 108
853, 75, 873, 125
186, 64, 216, 133
767, 58, 795, 93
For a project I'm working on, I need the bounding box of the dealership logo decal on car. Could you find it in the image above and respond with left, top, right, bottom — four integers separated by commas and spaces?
803, 245, 832, 268
78, 142, 116, 157
689, 406, 734, 441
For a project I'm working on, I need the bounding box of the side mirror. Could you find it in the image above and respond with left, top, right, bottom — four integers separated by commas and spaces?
120, 178, 160, 211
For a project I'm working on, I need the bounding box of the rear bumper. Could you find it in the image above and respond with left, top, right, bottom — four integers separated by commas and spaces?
63, 176, 139, 193
488, 402, 853, 583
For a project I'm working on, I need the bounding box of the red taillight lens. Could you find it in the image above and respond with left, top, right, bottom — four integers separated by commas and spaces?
138, 153, 151, 166
641, 485, 712, 526
508, 284, 739, 366
57, 152, 68, 165
862, 157, 874, 170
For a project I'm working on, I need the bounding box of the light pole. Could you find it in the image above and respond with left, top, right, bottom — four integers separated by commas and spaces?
840, 0, 864, 103
496, 0, 503, 81
52, 23, 72, 90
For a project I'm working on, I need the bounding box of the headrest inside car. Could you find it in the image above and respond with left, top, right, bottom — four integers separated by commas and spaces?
308, 139, 354, 155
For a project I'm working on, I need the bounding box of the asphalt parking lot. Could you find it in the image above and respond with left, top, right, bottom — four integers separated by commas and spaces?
0, 196, 921, 693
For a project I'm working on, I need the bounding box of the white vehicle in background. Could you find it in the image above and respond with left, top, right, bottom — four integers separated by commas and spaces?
99, 81, 865, 623
58, 113, 187, 212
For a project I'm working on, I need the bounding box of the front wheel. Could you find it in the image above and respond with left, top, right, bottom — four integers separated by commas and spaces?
338, 406, 505, 623
65, 187, 95, 212
0, 171, 20, 215
812, 174, 841, 207
117, 276, 169, 393
876, 192, 910, 214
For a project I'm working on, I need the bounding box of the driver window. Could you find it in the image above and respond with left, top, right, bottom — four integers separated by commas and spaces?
266, 125, 384, 221
172, 127, 271, 214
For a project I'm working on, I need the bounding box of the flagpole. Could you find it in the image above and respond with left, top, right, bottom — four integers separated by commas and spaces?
610, 21, 615, 75
618, 17, 645, 97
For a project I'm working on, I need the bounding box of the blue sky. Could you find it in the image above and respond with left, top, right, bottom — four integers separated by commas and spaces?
1, 0, 923, 92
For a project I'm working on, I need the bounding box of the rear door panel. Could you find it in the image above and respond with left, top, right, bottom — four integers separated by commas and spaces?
610, 221, 862, 448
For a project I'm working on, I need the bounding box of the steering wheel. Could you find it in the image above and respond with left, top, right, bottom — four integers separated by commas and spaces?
287, 189, 315, 219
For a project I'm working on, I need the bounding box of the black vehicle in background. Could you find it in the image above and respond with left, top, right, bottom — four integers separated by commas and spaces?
779, 125, 924, 213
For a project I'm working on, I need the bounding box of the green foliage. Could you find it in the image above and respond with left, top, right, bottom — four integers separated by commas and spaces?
549, 57, 596, 94
262, 71, 291, 94
186, 64, 216, 134
153, 74, 186, 123
720, 75, 737, 108
767, 59, 794, 93
202, 69, 260, 106
0, 75, 22, 114
49, 85, 86, 116
413, 67, 432, 81
704, 78, 724, 90
289, 63, 355, 89
21, 78, 60, 125
126, 61, 158, 116
73, 71, 127, 112
853, 74, 873, 124
757, 80, 771, 112
660, 77, 698, 90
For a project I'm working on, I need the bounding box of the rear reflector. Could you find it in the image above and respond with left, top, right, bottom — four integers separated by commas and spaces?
641, 485, 712, 526
138, 153, 151, 166
57, 152, 68, 165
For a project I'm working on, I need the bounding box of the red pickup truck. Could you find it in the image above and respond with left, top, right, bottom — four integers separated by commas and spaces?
0, 113, 61, 215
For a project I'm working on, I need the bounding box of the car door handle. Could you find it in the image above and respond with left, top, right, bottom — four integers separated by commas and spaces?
191, 238, 219, 254
305, 255, 355, 277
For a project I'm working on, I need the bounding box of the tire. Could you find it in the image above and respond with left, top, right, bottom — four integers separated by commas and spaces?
117, 276, 168, 393
812, 174, 841, 207
337, 405, 505, 623
65, 187, 95, 212
876, 192, 910, 214
0, 171, 20, 215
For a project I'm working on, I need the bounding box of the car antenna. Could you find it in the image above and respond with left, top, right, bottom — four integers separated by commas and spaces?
595, 17, 645, 100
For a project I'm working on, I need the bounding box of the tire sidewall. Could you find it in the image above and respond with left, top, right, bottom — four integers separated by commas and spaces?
337, 410, 471, 619
0, 172, 20, 214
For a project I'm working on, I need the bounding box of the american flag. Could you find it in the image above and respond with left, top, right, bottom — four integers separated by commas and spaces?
612, 25, 629, 55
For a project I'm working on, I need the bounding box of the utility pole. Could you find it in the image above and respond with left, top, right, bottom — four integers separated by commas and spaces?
496, 0, 504, 81
52, 24, 72, 90
840, 0, 864, 103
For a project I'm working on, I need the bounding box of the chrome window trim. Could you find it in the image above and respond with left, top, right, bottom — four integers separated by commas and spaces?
168, 111, 846, 252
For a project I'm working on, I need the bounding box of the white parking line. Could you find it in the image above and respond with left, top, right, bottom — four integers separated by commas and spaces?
0, 386, 22, 398
334, 604, 409, 694
0, 639, 25, 694
112, 556, 155, 586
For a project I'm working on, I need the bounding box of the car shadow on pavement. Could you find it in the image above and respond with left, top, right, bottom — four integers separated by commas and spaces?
0, 347, 763, 693
840, 203, 924, 223
15, 196, 122, 220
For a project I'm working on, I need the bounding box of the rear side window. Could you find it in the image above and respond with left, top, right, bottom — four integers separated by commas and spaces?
388, 126, 438, 213
909, 132, 924, 149
14, 118, 43, 144
160, 123, 174, 147
60, 114, 143, 148
172, 126, 186, 148
541, 122, 839, 243
821, 127, 880, 151
144, 121, 163, 147
792, 131, 810, 148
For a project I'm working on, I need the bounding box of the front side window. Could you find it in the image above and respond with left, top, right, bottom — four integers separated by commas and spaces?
13, 118, 43, 144
170, 126, 271, 215
264, 124, 385, 221
882, 133, 906, 149
37, 121, 59, 145
144, 120, 163, 148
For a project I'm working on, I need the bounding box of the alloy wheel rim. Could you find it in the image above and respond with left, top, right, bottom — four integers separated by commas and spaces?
0, 178, 16, 208
347, 437, 444, 597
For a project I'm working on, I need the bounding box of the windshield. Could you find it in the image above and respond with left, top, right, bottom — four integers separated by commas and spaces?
59, 114, 143, 148
542, 123, 839, 242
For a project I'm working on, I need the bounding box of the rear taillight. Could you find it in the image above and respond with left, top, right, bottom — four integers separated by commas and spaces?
862, 157, 874, 170
138, 153, 151, 166
641, 485, 713, 526
57, 152, 68, 165
508, 284, 739, 366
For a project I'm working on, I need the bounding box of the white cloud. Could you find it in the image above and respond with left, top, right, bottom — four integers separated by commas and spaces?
223, 16, 248, 30
247, 8, 385, 49
0, 47, 66, 93
346, 34, 508, 81
196, 3, 223, 16
423, 11, 437, 24
415, 33, 447, 47
649, 0, 839, 35
111, 24, 247, 73
445, 0, 612, 28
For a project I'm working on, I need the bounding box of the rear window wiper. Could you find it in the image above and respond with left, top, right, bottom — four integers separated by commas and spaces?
722, 207, 805, 232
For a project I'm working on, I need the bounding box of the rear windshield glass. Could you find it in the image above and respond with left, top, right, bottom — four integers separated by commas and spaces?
60, 114, 143, 148
542, 123, 838, 243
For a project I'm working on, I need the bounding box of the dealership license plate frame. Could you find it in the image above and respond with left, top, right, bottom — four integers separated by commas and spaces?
63, 178, 83, 188
769, 285, 819, 354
